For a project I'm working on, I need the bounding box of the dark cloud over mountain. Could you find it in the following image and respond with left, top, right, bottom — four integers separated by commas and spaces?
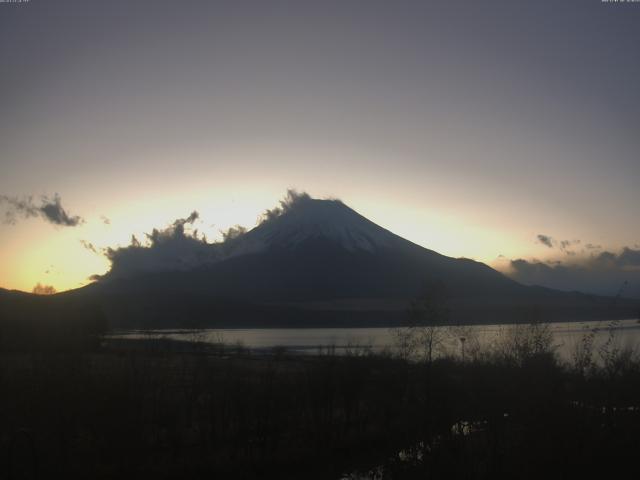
0, 194, 84, 227
260, 189, 312, 222
507, 247, 640, 299
95, 191, 316, 281
94, 210, 214, 281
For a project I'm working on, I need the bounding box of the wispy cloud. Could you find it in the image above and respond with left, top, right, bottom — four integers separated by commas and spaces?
80, 240, 99, 254
537, 234, 554, 248
0, 193, 84, 227
536, 234, 582, 255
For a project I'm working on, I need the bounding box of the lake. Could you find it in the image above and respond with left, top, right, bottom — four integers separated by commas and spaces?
111, 318, 640, 362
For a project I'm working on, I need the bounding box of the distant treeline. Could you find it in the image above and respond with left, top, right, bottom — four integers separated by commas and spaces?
55, 291, 640, 330
0, 290, 107, 352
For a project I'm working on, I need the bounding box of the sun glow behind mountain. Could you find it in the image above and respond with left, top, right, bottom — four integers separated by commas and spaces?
2, 2, 639, 296
1, 188, 529, 293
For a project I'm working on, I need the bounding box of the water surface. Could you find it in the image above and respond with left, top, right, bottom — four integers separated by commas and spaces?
112, 318, 640, 362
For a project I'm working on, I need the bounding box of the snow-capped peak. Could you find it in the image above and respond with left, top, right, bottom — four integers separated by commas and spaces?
226, 193, 401, 256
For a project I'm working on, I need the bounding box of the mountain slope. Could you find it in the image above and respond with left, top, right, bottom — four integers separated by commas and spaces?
95, 196, 521, 300
67, 194, 639, 327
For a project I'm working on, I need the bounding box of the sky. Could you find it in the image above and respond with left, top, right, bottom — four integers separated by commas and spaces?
1, 0, 639, 297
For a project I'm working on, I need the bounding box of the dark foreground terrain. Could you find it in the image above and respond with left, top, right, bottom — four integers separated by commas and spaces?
2, 327, 640, 480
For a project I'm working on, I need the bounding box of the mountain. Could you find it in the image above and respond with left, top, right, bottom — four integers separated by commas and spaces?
5, 193, 639, 328
189, 196, 520, 302
226, 195, 401, 254
55, 193, 634, 328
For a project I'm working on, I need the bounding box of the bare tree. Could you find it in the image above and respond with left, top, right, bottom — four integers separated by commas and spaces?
408, 282, 450, 364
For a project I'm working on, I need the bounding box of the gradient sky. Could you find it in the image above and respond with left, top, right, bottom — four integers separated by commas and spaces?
1, 0, 639, 293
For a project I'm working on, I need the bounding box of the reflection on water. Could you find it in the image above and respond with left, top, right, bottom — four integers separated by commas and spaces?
111, 318, 640, 362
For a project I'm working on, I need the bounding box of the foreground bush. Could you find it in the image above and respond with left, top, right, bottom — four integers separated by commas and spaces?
1, 336, 639, 479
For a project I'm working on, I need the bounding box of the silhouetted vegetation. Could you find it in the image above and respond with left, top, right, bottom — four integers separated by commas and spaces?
1, 321, 639, 479
0, 291, 107, 352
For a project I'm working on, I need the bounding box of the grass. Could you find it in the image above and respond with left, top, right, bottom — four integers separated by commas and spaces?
1, 322, 640, 479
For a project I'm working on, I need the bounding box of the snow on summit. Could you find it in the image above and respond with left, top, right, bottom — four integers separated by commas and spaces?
235, 191, 399, 253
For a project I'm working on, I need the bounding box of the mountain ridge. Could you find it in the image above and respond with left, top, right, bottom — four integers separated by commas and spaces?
4, 193, 638, 328
73, 193, 638, 327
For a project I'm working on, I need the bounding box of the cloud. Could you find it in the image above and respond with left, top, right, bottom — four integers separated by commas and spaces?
92, 191, 334, 282
97, 210, 218, 280
259, 189, 312, 222
145, 210, 199, 245
506, 247, 640, 299
221, 225, 247, 242
611, 247, 640, 269
536, 234, 582, 256
0, 193, 84, 227
558, 239, 580, 256
93, 191, 318, 282
80, 240, 99, 254
560, 239, 580, 250
537, 234, 554, 248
